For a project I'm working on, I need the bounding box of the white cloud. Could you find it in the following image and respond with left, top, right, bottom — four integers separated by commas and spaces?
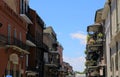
70, 32, 87, 45
63, 56, 86, 72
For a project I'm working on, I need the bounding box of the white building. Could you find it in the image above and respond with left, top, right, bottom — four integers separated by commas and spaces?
103, 0, 120, 77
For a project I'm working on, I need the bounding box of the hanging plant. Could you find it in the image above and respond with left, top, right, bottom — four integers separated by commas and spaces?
97, 32, 103, 38
89, 38, 95, 44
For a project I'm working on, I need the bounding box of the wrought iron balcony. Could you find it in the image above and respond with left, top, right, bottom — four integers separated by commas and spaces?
6, 37, 29, 51
0, 34, 29, 54
45, 56, 60, 67
87, 23, 102, 33
45, 59, 60, 67
85, 56, 91, 60
86, 60, 97, 67
0, 34, 7, 46
26, 33, 48, 51
20, 9, 32, 24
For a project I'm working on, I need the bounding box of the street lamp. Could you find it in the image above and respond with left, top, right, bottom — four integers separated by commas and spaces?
0, 22, 2, 27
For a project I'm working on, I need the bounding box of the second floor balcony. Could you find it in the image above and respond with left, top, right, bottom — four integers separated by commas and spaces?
26, 33, 48, 51
0, 34, 29, 54
44, 51, 60, 67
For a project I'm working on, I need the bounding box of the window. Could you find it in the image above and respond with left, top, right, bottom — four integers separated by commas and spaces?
14, 29, 17, 38
13, 29, 17, 44
8, 24, 11, 44
25, 0, 28, 13
20, 0, 28, 14
19, 32, 22, 46
26, 55, 28, 67
20, 0, 24, 14
19, 32, 22, 41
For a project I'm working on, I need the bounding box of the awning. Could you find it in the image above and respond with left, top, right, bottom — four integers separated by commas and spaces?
26, 40, 36, 47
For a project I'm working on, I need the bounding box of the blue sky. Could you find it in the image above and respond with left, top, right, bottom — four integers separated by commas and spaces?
29, 0, 106, 72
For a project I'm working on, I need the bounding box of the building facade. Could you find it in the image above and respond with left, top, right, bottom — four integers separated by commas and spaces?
104, 0, 120, 77
0, 0, 31, 77
0, 0, 73, 77
26, 9, 48, 77
86, 0, 120, 77
86, 8, 106, 77
43, 26, 60, 77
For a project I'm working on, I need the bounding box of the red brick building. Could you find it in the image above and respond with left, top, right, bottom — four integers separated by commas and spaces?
26, 9, 48, 77
0, 0, 31, 77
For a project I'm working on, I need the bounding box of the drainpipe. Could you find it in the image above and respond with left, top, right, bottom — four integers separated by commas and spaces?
108, 0, 112, 40
108, 0, 112, 76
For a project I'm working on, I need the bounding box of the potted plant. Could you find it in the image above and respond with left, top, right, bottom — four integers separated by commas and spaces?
96, 32, 103, 43
97, 32, 103, 39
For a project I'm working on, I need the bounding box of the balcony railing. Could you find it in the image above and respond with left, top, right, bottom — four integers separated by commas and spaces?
0, 34, 29, 51
0, 34, 7, 46
26, 33, 48, 51
20, 7, 32, 24
45, 55, 60, 67
86, 60, 97, 66
45, 58, 60, 67
87, 23, 102, 33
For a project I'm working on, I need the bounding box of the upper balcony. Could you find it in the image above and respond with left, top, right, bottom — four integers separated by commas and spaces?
20, 2, 32, 24
87, 23, 102, 33
20, 12, 32, 24
26, 33, 48, 51
0, 34, 7, 46
87, 24, 104, 51
87, 34, 103, 53
85, 60, 97, 67
45, 51, 60, 67
0, 34, 29, 54
26, 33, 36, 47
